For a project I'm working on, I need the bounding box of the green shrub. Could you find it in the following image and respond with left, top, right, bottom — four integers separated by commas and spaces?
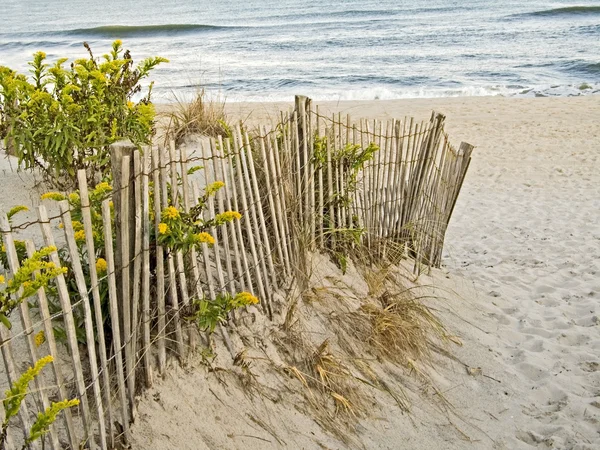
0, 41, 168, 188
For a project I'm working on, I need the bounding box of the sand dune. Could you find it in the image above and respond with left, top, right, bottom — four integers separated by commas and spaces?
224, 95, 600, 448
2, 95, 598, 449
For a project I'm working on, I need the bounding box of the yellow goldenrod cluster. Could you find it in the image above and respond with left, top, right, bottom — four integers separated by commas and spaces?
68, 193, 80, 203
205, 181, 225, 196
214, 211, 242, 225
3, 355, 54, 423
7, 246, 66, 301
93, 182, 112, 196
41, 192, 66, 201
158, 223, 168, 235
161, 206, 180, 220
7, 205, 29, 219
26, 397, 80, 445
74, 230, 86, 243
71, 220, 84, 231
233, 291, 260, 306
34, 330, 45, 347
0, 275, 4, 284
95, 258, 108, 274
193, 232, 215, 245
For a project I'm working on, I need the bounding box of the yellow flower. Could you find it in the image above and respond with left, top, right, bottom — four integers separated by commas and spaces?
158, 223, 168, 234
114, 39, 123, 46
68, 193, 80, 203
194, 232, 215, 245
93, 182, 112, 196
41, 192, 66, 201
127, 101, 134, 109
205, 181, 225, 196
0, 244, 4, 253
0, 275, 5, 284
161, 206, 180, 221
74, 230, 86, 243
71, 221, 84, 231
215, 211, 242, 225
234, 292, 259, 306
95, 258, 107, 274
34, 330, 45, 347
7, 205, 28, 217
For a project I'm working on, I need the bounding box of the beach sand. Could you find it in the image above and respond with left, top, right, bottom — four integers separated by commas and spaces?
131, 96, 600, 449
2, 95, 599, 449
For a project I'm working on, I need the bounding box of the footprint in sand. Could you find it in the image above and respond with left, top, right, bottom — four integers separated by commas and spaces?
523, 339, 545, 353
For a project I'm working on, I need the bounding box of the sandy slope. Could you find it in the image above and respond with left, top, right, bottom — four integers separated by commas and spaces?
2, 95, 599, 449
130, 96, 600, 449
133, 96, 600, 449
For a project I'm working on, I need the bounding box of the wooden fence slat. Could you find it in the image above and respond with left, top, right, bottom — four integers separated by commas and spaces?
180, 146, 205, 303
210, 139, 236, 293
119, 155, 135, 416
57, 201, 107, 449
24, 240, 78, 449
37, 205, 96, 449
160, 148, 185, 362
258, 131, 285, 279
202, 141, 227, 295
244, 132, 278, 297
152, 146, 167, 373
131, 150, 144, 389
99, 200, 131, 445
218, 136, 246, 292
224, 139, 253, 293
140, 150, 153, 387
169, 142, 191, 334
270, 131, 293, 277
191, 181, 216, 301
316, 108, 325, 249
308, 107, 316, 249
0, 218, 52, 450
77, 170, 115, 447
326, 125, 334, 250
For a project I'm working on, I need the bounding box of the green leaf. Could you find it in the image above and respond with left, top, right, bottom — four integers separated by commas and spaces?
0, 313, 12, 330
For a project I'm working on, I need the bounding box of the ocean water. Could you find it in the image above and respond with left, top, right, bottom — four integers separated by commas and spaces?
1, 0, 599, 102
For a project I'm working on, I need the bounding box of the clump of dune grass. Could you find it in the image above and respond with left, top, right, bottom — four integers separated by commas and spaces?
163, 88, 229, 145
280, 338, 367, 447
335, 287, 449, 371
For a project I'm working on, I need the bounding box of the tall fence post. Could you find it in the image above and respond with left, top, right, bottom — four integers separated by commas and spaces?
110, 141, 137, 405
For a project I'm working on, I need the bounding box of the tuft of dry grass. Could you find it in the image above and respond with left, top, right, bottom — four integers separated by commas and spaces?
335, 288, 448, 371
162, 89, 229, 145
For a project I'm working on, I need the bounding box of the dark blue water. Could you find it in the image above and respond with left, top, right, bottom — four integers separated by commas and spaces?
1, 0, 599, 102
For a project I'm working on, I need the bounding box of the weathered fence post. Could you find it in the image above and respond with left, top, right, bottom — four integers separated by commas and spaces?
110, 141, 137, 398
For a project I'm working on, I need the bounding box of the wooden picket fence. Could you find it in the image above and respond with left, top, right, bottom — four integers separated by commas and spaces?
0, 96, 473, 449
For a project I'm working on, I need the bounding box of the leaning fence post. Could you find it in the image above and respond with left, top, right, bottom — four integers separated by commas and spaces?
110, 141, 137, 357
